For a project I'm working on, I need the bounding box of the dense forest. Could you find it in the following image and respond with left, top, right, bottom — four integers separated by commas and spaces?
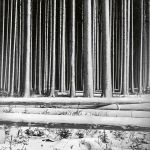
0, 0, 150, 98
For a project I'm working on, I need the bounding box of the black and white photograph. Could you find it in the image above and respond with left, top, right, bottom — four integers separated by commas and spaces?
0, 0, 150, 149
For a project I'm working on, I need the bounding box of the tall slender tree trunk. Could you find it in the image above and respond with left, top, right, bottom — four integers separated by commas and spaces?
50, 0, 56, 97
142, 1, 147, 92
7, 0, 14, 94
60, 0, 66, 93
120, 0, 124, 94
92, 0, 97, 93
96, 2, 100, 91
95, 0, 99, 90
148, 0, 150, 89
30, 0, 33, 93
139, 0, 143, 94
69, 0, 76, 97
38, 0, 42, 95
24, 0, 31, 97
112, 0, 115, 93
3, 0, 10, 92
146, 0, 150, 90
34, 1, 39, 92
102, 0, 112, 97
83, 0, 94, 97
122, 0, 127, 95
58, 0, 62, 92
17, 0, 22, 94
48, 0, 52, 92
126, 0, 130, 93
0, 0, 5, 90
121, 0, 130, 96
43, 0, 48, 93
130, 0, 134, 93
10, 0, 18, 96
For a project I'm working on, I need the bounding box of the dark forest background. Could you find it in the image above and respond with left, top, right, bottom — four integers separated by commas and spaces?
0, 0, 150, 97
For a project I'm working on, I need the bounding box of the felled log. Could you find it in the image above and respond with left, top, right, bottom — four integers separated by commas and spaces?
0, 113, 150, 131
0, 97, 149, 105
99, 103, 150, 111
0, 107, 150, 118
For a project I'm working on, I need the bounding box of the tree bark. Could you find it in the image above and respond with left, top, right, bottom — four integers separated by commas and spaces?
3, 0, 10, 92
33, 1, 39, 92
126, 0, 130, 94
102, 0, 112, 97
60, 0, 66, 93
50, 0, 56, 97
139, 0, 144, 94
43, 0, 48, 93
147, 0, 150, 89
69, 0, 76, 97
83, 0, 94, 97
38, 0, 42, 95
121, 0, 130, 96
7, 0, 14, 94
17, 0, 22, 95
0, 0, 5, 90
24, 0, 31, 97
10, 0, 18, 96
130, 0, 134, 93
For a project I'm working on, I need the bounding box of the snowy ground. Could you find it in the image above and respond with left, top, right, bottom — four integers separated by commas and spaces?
0, 127, 150, 150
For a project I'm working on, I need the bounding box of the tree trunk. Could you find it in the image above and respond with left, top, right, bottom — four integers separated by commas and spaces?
126, 0, 130, 94
7, 0, 14, 94
139, 0, 143, 94
83, 0, 94, 97
122, 0, 127, 95
69, 0, 76, 97
60, 0, 66, 93
100, 103, 150, 111
17, 0, 22, 95
130, 0, 134, 93
121, 0, 130, 96
38, 0, 42, 95
50, 0, 56, 97
0, 113, 150, 131
92, 0, 97, 93
43, 0, 48, 93
48, 0, 52, 92
102, 0, 112, 97
0, 0, 5, 91
3, 0, 10, 92
1, 107, 150, 118
10, 0, 18, 96
24, 0, 31, 97
0, 97, 149, 105
33, 1, 39, 92
147, 0, 150, 89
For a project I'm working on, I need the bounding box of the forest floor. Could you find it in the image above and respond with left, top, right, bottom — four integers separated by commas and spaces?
0, 127, 150, 150
0, 94, 150, 149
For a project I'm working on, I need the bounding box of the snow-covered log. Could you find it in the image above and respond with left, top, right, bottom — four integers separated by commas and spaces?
0, 107, 150, 118
0, 97, 149, 105
99, 103, 150, 111
0, 113, 150, 131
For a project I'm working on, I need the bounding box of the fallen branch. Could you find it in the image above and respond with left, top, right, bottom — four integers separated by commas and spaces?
0, 113, 150, 131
